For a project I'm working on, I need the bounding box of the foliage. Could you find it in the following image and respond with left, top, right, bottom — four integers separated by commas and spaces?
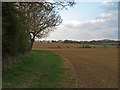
2, 3, 31, 74
48, 39, 120, 46
93, 46, 96, 48
82, 45, 91, 48
57, 46, 61, 48
2, 3, 30, 57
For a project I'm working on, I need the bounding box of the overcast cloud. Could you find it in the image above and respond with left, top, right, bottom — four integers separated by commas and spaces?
42, 2, 118, 41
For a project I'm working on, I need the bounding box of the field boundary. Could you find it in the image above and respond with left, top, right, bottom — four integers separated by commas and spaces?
61, 55, 78, 88
44, 50, 78, 88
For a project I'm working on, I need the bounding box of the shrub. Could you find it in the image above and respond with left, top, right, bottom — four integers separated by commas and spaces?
57, 46, 61, 48
82, 46, 85, 48
93, 46, 96, 48
66, 46, 70, 48
77, 47, 81, 48
85, 45, 91, 48
49, 47, 54, 49
116, 46, 120, 48
104, 45, 108, 48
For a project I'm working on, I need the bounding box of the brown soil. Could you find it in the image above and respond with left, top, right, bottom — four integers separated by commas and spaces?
33, 43, 118, 88
33, 42, 117, 49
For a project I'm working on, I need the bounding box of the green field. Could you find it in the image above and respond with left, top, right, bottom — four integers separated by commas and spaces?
3, 50, 76, 88
87, 43, 119, 45
100, 43, 119, 45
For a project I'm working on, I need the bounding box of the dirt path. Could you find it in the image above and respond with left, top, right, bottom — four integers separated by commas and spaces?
40, 48, 118, 88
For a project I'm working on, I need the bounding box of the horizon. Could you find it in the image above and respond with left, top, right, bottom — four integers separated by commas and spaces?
35, 39, 120, 42
38, 2, 118, 41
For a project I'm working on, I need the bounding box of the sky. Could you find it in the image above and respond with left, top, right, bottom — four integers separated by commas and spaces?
41, 1, 118, 41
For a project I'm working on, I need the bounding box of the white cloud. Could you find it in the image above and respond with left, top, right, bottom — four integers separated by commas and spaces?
101, 2, 118, 12
90, 19, 105, 23
43, 2, 118, 41
102, 2, 115, 7
46, 12, 118, 40
98, 13, 112, 18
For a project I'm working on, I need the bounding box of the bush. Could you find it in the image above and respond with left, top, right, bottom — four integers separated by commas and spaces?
66, 46, 70, 48
2, 3, 32, 75
104, 45, 108, 48
2, 3, 30, 57
82, 46, 85, 48
85, 45, 91, 48
82, 45, 91, 48
116, 46, 120, 48
57, 46, 61, 48
49, 47, 54, 49
93, 46, 96, 48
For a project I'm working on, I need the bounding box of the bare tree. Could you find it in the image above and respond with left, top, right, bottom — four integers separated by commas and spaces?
17, 1, 75, 49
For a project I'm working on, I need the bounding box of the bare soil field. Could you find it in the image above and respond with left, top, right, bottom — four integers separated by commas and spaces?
33, 42, 117, 49
33, 43, 118, 88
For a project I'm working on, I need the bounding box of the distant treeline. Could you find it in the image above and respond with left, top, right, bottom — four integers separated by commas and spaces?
35, 39, 120, 46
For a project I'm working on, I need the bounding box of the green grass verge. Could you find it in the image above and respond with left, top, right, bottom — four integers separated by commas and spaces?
3, 50, 67, 88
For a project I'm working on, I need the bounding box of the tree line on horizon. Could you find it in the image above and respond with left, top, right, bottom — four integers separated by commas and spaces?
35, 39, 120, 46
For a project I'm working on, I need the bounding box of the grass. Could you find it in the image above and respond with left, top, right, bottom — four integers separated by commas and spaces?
3, 50, 68, 88
88, 43, 119, 45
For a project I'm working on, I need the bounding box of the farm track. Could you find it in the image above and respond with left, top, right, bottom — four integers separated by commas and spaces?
35, 48, 118, 88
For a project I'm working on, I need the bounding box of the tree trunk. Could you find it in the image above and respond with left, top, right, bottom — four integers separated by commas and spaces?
30, 40, 34, 50
30, 36, 35, 50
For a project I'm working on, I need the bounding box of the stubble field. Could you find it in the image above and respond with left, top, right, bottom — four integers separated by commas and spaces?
33, 42, 118, 88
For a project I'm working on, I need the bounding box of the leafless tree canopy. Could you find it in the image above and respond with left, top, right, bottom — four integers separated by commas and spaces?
16, 1, 75, 48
